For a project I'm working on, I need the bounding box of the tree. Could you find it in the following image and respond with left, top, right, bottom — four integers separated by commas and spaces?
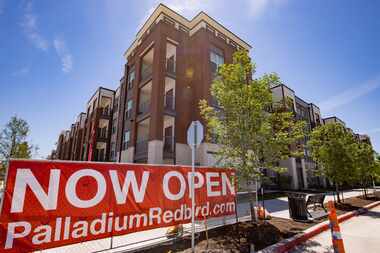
354, 143, 378, 198
199, 50, 306, 191
0, 116, 36, 173
308, 123, 357, 202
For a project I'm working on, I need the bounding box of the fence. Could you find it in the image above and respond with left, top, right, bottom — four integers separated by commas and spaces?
34, 190, 259, 253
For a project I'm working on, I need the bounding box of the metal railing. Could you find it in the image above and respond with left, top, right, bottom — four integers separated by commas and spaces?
164, 94, 175, 111
100, 107, 111, 117
163, 136, 175, 157
166, 58, 176, 75
140, 65, 153, 83
138, 101, 150, 115
135, 140, 149, 159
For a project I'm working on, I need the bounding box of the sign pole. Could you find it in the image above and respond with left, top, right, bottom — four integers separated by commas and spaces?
191, 123, 197, 253
186, 120, 203, 253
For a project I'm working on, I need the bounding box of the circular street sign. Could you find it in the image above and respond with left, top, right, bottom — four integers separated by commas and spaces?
187, 120, 204, 147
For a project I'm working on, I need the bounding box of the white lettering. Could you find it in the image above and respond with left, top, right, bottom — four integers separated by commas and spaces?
221, 173, 235, 195
11, 169, 60, 213
5, 221, 31, 249
65, 169, 106, 208
163, 171, 186, 200
187, 172, 204, 198
72, 221, 88, 238
109, 170, 149, 204
149, 207, 162, 225
32, 225, 52, 245
206, 172, 221, 197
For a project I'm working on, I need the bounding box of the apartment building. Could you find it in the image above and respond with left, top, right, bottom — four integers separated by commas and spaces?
269, 83, 325, 189
53, 4, 373, 191
323, 116, 346, 126
115, 4, 251, 165
55, 87, 116, 162
110, 87, 121, 161
70, 113, 87, 160
82, 87, 116, 162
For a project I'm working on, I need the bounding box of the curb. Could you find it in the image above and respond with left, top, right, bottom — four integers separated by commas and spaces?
258, 200, 380, 253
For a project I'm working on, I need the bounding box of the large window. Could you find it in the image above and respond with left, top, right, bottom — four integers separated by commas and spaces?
110, 142, 116, 159
210, 46, 224, 74
128, 66, 135, 89
123, 131, 130, 150
112, 119, 117, 134
126, 100, 133, 119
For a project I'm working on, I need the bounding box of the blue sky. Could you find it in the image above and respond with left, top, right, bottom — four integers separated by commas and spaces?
0, 0, 379, 158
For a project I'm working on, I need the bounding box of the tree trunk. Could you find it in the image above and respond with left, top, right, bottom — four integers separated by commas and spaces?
335, 183, 341, 203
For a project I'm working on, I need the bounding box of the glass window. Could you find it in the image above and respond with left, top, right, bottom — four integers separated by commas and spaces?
210, 46, 224, 74
127, 100, 133, 110
126, 100, 133, 119
112, 119, 117, 134
128, 66, 135, 89
123, 131, 130, 150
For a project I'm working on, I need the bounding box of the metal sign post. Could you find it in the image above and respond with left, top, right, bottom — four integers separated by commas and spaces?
187, 121, 204, 253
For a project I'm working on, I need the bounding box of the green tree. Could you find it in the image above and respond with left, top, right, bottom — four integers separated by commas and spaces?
354, 143, 378, 198
308, 122, 357, 202
199, 50, 306, 190
0, 116, 36, 173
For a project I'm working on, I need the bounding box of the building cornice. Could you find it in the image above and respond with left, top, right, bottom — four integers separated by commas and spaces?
124, 3, 252, 59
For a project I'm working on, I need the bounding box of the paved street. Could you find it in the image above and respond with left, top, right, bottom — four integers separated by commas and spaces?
290, 205, 380, 253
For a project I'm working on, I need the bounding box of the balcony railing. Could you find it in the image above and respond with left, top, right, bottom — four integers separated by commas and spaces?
99, 107, 111, 118
163, 136, 175, 159
164, 95, 175, 111
138, 100, 150, 115
135, 140, 149, 160
125, 109, 133, 119
140, 65, 153, 84
166, 58, 176, 76
97, 128, 108, 141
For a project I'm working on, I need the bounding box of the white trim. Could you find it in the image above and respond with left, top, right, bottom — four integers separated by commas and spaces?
124, 4, 251, 59
139, 41, 155, 57
167, 37, 179, 45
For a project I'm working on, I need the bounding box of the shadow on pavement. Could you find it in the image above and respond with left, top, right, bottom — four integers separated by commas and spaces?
265, 198, 289, 213
361, 209, 380, 219
290, 239, 333, 253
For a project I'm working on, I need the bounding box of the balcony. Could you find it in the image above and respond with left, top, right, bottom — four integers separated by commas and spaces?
94, 149, 106, 162
163, 136, 175, 159
135, 140, 148, 161
140, 65, 153, 85
97, 128, 108, 142
166, 57, 176, 77
138, 100, 150, 116
99, 107, 111, 119
210, 95, 220, 108
164, 94, 175, 115
122, 141, 129, 150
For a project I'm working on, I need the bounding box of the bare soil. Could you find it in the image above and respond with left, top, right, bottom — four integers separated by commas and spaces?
140, 195, 378, 253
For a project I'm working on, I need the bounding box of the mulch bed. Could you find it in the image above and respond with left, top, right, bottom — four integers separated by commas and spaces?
140, 195, 378, 253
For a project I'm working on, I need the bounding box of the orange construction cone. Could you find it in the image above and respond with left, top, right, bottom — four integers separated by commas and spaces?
327, 201, 346, 253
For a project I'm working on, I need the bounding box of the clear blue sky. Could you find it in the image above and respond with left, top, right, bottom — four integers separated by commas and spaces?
0, 0, 379, 158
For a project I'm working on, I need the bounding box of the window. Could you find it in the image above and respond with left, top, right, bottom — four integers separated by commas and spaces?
126, 100, 133, 119
128, 66, 135, 89
110, 142, 116, 159
112, 119, 117, 134
113, 96, 119, 112
123, 131, 130, 150
210, 46, 224, 74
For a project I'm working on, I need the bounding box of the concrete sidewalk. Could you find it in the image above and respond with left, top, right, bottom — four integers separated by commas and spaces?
266, 189, 364, 219
290, 205, 380, 253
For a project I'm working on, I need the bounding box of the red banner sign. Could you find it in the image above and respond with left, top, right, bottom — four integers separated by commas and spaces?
0, 160, 236, 252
